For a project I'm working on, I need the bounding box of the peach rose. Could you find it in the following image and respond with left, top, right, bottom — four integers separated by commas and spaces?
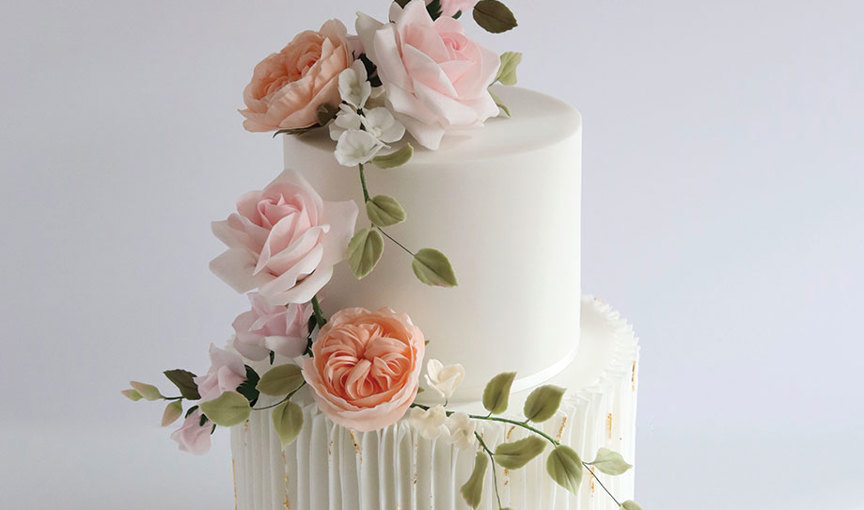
210, 169, 358, 305
357, 1, 500, 149
302, 307, 425, 432
240, 20, 353, 132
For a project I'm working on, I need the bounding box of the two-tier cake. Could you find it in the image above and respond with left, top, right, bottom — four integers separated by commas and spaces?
125, 2, 643, 509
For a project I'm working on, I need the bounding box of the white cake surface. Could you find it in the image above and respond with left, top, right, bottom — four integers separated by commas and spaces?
285, 86, 583, 402
232, 296, 639, 510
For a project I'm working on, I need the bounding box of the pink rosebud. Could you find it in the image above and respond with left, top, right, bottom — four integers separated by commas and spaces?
240, 20, 353, 132
170, 409, 211, 455
210, 169, 358, 306
232, 292, 313, 361
302, 307, 425, 432
437, 0, 479, 17
193, 344, 247, 402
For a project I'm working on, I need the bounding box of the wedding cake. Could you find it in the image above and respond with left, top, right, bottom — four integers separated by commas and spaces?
125, 2, 643, 510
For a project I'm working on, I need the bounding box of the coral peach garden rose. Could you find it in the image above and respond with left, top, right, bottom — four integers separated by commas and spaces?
240, 19, 353, 132
302, 307, 425, 432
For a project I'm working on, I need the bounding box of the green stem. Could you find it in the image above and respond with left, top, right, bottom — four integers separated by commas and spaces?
358, 163, 370, 202
582, 461, 621, 507
376, 225, 416, 257
475, 432, 504, 510
311, 295, 327, 328
252, 382, 306, 411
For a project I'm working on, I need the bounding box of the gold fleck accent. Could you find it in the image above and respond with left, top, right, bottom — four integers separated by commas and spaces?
557, 416, 568, 441
631, 361, 638, 391
506, 425, 516, 440
413, 472, 418, 485
606, 413, 613, 439
232, 459, 238, 510
243, 421, 249, 433
328, 440, 334, 456
283, 494, 291, 509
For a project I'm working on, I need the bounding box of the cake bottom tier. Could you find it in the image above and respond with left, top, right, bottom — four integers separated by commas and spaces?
231, 296, 639, 510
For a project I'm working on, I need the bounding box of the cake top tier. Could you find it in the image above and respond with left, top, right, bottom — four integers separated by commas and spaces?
293, 86, 582, 165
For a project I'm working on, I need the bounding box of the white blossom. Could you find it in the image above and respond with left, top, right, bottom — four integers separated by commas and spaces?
329, 104, 363, 141
334, 129, 385, 167
446, 412, 476, 449
408, 405, 448, 440
424, 359, 465, 400
338, 60, 372, 109
362, 107, 406, 143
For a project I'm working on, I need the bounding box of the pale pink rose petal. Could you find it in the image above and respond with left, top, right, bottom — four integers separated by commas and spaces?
170, 409, 212, 455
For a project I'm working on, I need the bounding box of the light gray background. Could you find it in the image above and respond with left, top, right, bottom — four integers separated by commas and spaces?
1, 1, 862, 509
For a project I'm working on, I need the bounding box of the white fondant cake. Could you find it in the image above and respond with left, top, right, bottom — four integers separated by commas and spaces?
232, 296, 638, 510
285, 86, 583, 403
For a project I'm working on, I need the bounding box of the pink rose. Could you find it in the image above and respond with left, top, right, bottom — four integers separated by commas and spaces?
437, 0, 479, 17
240, 20, 353, 132
357, 0, 500, 149
170, 409, 212, 455
232, 292, 312, 361
302, 307, 425, 432
210, 169, 358, 305
194, 344, 247, 402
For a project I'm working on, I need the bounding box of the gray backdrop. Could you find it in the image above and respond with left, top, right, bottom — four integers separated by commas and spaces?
1, 1, 862, 509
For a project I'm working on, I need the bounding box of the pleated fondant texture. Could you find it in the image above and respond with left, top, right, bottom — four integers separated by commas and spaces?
231, 297, 639, 510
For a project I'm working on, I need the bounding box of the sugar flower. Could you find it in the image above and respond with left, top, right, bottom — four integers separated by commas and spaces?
210, 169, 358, 305
335, 130, 386, 167
408, 405, 448, 440
329, 104, 363, 141
170, 409, 212, 455
446, 412, 476, 449
302, 307, 425, 432
232, 292, 312, 361
338, 60, 372, 109
361, 107, 405, 143
424, 359, 465, 400
194, 344, 247, 402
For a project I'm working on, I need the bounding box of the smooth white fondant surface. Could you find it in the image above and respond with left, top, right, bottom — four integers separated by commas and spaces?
232, 296, 639, 510
284, 86, 583, 402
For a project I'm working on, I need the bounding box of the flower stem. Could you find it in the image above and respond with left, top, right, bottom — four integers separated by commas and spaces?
475, 432, 504, 510
376, 225, 415, 257
581, 461, 621, 507
252, 382, 306, 411
358, 163, 370, 202
311, 295, 327, 328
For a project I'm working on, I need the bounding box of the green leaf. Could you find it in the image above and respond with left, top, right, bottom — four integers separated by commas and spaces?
473, 0, 518, 33
366, 195, 407, 227
257, 364, 305, 396
523, 385, 566, 423
163, 369, 200, 400
495, 51, 523, 86
394, 0, 410, 7
236, 365, 261, 406
546, 445, 583, 494
129, 381, 162, 401
459, 451, 488, 509
589, 447, 632, 476
161, 400, 183, 427
426, 0, 442, 19
272, 400, 304, 448
316, 103, 338, 126
482, 372, 516, 414
121, 389, 142, 401
494, 436, 546, 469
489, 89, 511, 118
272, 126, 318, 137
620, 501, 644, 510
348, 228, 385, 279
371, 143, 414, 169
411, 248, 458, 287
185, 405, 199, 418
199, 391, 251, 427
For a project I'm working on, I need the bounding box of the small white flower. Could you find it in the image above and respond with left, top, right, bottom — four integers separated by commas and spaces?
338, 60, 372, 109
334, 129, 385, 167
361, 107, 406, 143
408, 405, 448, 440
329, 104, 363, 141
425, 359, 465, 400
446, 412, 476, 449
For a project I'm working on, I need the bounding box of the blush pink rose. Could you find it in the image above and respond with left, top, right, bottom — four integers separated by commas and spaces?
194, 344, 247, 402
210, 169, 358, 305
357, 0, 500, 149
170, 409, 212, 455
302, 307, 425, 432
437, 0, 479, 17
240, 20, 353, 132
232, 292, 312, 361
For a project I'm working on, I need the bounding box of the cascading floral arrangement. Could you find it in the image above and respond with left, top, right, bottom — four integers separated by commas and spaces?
124, 1, 643, 509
